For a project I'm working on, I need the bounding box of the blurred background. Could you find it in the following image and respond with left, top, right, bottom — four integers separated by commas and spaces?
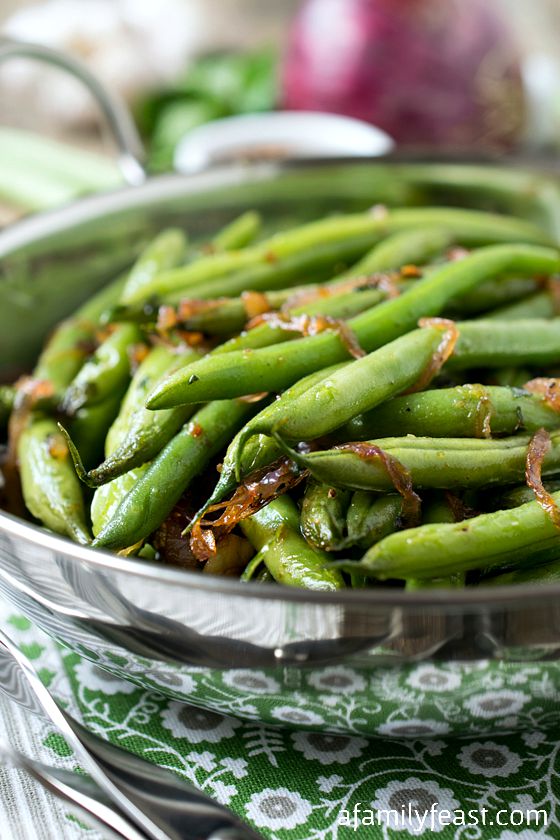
2, 0, 560, 220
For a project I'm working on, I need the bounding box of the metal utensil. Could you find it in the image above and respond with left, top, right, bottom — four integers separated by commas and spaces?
0, 626, 262, 840
0, 739, 146, 840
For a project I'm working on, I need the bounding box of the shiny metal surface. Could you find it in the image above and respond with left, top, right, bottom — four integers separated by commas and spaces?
0, 740, 147, 840
2, 159, 560, 738
0, 37, 146, 186
0, 627, 263, 840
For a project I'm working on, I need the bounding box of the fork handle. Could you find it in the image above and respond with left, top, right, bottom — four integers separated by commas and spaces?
0, 744, 148, 840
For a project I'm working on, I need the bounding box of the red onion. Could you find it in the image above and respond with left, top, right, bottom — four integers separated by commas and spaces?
282, 0, 525, 150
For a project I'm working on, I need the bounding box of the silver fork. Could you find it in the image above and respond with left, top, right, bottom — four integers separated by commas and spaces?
0, 626, 262, 840
0, 740, 146, 840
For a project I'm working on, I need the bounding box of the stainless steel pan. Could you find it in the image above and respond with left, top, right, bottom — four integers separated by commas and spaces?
2, 40, 560, 739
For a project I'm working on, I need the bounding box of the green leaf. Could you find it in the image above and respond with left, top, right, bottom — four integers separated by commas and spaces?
8, 615, 32, 631
38, 667, 56, 688
20, 642, 44, 660
44, 733, 73, 758
139, 49, 279, 173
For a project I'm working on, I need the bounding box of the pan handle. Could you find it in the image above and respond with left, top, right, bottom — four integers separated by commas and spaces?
0, 37, 147, 187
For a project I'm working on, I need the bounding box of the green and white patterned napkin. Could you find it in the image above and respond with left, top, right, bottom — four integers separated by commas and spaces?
0, 594, 559, 840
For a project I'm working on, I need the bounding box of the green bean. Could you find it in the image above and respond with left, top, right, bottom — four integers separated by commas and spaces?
198, 364, 346, 521
337, 385, 560, 441
241, 550, 278, 583
69, 345, 201, 486
18, 417, 90, 544
193, 225, 449, 339
104, 347, 169, 454
344, 490, 560, 581
166, 232, 373, 302
485, 290, 556, 320
31, 273, 129, 402
249, 327, 457, 444
405, 494, 465, 590
62, 324, 141, 415
147, 246, 560, 407
276, 431, 560, 493
196, 318, 560, 513
446, 319, 560, 369
107, 214, 261, 330
176, 300, 247, 337
93, 399, 256, 551
488, 368, 532, 388
69, 393, 124, 470
346, 492, 403, 550
182, 285, 388, 339
0, 385, 15, 429
112, 348, 201, 444
391, 162, 560, 224
209, 228, 432, 344
130, 216, 380, 305
406, 575, 466, 590
495, 480, 560, 510
119, 229, 188, 305
32, 319, 99, 403
108, 277, 388, 336
88, 375, 151, 537
449, 277, 540, 317
337, 225, 454, 277
421, 493, 458, 525
137, 543, 157, 561
268, 285, 387, 332
210, 226, 452, 354
132, 208, 550, 306
237, 319, 560, 448
483, 559, 560, 586
212, 211, 262, 251
300, 481, 352, 551
300, 484, 403, 552
16, 275, 139, 540
240, 549, 266, 582
91, 465, 149, 538
240, 496, 345, 590
212, 254, 545, 358
78, 273, 129, 323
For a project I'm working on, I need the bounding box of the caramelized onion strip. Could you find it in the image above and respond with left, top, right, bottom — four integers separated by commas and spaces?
189, 457, 306, 560
246, 312, 366, 359
406, 317, 459, 393
524, 378, 560, 412
525, 427, 560, 529
335, 442, 421, 526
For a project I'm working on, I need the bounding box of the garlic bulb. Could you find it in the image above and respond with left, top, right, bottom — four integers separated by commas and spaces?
1, 0, 202, 125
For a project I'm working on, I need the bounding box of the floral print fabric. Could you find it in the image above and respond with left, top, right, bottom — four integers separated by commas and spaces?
2, 605, 560, 839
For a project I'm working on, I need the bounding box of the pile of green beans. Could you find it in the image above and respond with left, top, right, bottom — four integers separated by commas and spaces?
5, 189, 560, 593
